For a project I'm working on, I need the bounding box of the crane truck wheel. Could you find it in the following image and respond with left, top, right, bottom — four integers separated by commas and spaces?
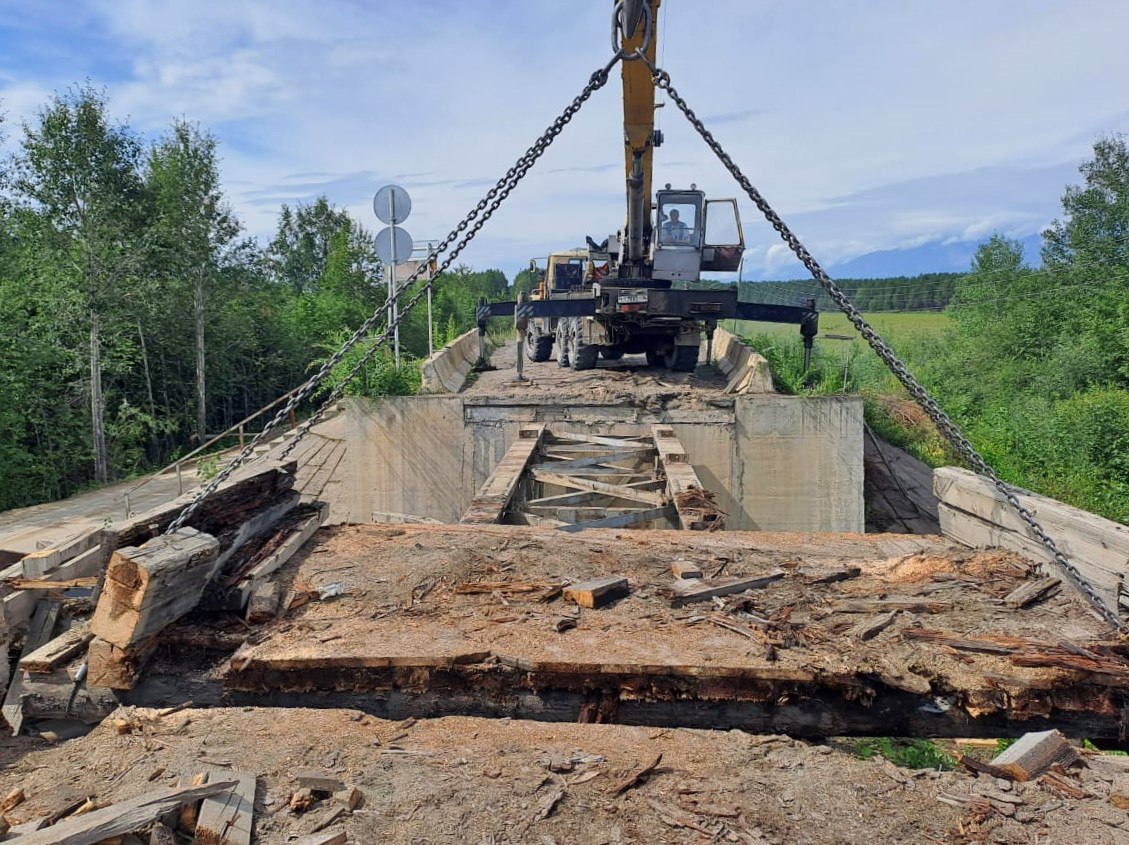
555, 322, 571, 368
569, 325, 599, 371
645, 349, 664, 367
525, 328, 553, 362
664, 344, 700, 372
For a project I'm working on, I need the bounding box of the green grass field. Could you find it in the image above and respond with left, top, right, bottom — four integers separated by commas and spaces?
728, 310, 950, 346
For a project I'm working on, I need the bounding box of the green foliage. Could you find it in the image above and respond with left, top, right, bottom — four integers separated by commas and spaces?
853, 738, 956, 770
196, 453, 220, 481
317, 331, 421, 399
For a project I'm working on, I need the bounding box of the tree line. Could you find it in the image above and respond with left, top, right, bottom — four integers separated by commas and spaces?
0, 85, 509, 511
739, 273, 963, 313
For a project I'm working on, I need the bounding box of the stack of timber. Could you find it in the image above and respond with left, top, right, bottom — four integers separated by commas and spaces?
935, 466, 1129, 618
1, 459, 329, 733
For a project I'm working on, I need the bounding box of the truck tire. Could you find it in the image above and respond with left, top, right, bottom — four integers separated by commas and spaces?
601, 348, 625, 360
665, 344, 700, 372
556, 322, 571, 368
572, 342, 599, 371
645, 349, 664, 367
525, 329, 553, 362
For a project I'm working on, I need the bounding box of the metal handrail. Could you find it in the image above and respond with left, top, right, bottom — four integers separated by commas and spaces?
118, 385, 303, 515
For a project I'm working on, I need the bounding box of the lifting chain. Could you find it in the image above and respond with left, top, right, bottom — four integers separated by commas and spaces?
166, 54, 621, 533
641, 53, 1128, 634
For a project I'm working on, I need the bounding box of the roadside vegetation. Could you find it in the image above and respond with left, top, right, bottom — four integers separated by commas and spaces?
741, 135, 1129, 526
0, 86, 508, 511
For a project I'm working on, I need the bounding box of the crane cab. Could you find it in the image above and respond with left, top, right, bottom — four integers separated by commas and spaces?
652, 187, 744, 282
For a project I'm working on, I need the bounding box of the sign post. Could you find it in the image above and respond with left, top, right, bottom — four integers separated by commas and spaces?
373, 185, 413, 366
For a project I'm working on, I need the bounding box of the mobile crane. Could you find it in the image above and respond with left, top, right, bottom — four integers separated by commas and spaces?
478, 0, 818, 372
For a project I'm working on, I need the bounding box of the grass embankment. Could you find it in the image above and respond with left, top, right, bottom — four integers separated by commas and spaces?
735, 312, 955, 468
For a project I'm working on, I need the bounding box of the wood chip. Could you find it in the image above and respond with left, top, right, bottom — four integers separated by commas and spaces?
611, 753, 663, 796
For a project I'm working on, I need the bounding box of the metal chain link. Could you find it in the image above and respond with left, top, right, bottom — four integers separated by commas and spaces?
165, 56, 621, 532
645, 57, 1127, 633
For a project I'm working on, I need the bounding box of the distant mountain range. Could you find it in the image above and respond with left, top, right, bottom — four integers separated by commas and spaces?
749, 233, 1044, 281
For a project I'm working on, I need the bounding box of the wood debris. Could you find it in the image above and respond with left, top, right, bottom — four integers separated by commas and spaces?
989, 730, 1080, 781
564, 577, 629, 609
1002, 576, 1061, 609
668, 571, 783, 608
611, 753, 663, 796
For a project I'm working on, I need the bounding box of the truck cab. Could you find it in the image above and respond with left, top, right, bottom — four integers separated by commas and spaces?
652, 186, 745, 283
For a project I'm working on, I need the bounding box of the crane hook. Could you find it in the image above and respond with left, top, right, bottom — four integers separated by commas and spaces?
610, 1, 653, 59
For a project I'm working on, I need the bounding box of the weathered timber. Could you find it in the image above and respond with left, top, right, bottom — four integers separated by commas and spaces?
668, 571, 785, 608
245, 581, 280, 624
2, 542, 107, 630
233, 503, 327, 607
12, 781, 237, 845
989, 729, 1080, 781
293, 768, 345, 793
1003, 576, 1061, 609
828, 598, 954, 614
563, 577, 629, 609
17, 670, 118, 723
196, 770, 256, 845
935, 468, 1127, 613
20, 624, 93, 673
113, 460, 297, 548
651, 425, 712, 530
87, 635, 158, 690
212, 490, 300, 576
461, 425, 545, 524
540, 447, 655, 472
531, 470, 665, 506
90, 528, 220, 648
557, 506, 675, 533
3, 598, 60, 734
850, 611, 898, 641
17, 529, 102, 579
524, 479, 665, 508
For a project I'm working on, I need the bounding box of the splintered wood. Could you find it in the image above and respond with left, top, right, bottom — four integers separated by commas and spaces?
221, 524, 1128, 738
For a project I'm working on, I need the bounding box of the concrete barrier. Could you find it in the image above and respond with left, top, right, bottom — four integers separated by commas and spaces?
419, 329, 483, 394
711, 327, 775, 394
935, 466, 1129, 618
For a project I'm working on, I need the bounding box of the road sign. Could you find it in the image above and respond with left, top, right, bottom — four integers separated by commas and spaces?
374, 225, 414, 266
373, 184, 411, 225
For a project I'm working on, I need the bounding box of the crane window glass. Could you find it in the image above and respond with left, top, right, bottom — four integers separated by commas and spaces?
657, 197, 701, 246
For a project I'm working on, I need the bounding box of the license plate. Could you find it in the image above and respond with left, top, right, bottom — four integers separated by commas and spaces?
618, 292, 648, 304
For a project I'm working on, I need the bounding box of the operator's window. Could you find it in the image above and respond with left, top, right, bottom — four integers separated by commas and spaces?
657, 200, 700, 246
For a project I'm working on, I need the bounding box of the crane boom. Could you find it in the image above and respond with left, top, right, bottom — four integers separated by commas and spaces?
619, 0, 661, 270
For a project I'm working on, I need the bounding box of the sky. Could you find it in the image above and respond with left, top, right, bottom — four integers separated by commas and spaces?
1, 0, 1127, 282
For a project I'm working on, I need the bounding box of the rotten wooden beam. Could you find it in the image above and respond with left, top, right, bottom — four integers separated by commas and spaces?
1003, 576, 1061, 609
461, 425, 545, 525
19, 624, 93, 673
90, 528, 220, 648
668, 571, 785, 608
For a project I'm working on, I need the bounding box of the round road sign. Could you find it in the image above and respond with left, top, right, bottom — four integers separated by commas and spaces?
374, 225, 414, 265
373, 184, 412, 225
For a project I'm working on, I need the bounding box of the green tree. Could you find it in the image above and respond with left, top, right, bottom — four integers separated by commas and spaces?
14, 85, 146, 483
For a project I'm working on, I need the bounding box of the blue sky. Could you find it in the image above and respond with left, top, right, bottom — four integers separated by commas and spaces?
1, 1, 1127, 281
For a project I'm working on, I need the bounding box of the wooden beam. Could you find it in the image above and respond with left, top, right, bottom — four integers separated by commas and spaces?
19, 624, 92, 673
668, 571, 785, 608
546, 433, 651, 448
564, 577, 629, 608
541, 448, 656, 472
12, 781, 237, 845
651, 425, 710, 530
2, 598, 60, 735
557, 506, 675, 533
460, 425, 545, 524
90, 528, 220, 649
524, 479, 666, 508
196, 770, 256, 845
232, 504, 327, 607
531, 470, 664, 506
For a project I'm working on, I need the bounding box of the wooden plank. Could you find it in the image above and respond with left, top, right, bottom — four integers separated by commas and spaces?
564, 577, 629, 609
672, 560, 703, 580
989, 729, 1079, 781
850, 611, 899, 641
1003, 576, 1061, 609
531, 470, 664, 506
668, 571, 785, 608
546, 432, 651, 449
937, 502, 1122, 610
18, 529, 102, 579
541, 447, 655, 472
234, 504, 328, 606
13, 781, 236, 845
245, 581, 281, 624
1, 542, 107, 631
3, 598, 60, 734
196, 770, 256, 845
461, 425, 545, 524
651, 425, 710, 530
90, 528, 220, 648
557, 506, 675, 533
20, 624, 93, 673
514, 512, 569, 529
212, 490, 300, 576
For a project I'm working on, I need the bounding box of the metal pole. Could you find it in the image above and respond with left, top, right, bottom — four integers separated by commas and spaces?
389, 193, 401, 367
426, 242, 435, 356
